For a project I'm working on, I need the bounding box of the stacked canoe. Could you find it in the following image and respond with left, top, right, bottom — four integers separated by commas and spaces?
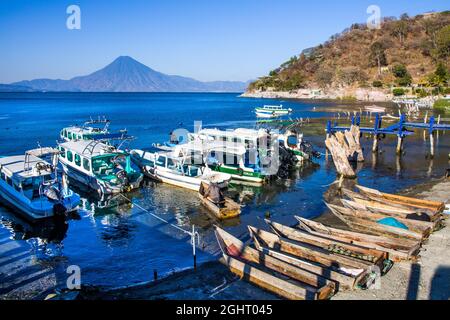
215, 217, 395, 300
326, 185, 446, 261
215, 185, 445, 300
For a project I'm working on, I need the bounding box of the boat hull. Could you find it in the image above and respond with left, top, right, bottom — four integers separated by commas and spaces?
198, 194, 240, 220
61, 162, 141, 195
0, 181, 79, 222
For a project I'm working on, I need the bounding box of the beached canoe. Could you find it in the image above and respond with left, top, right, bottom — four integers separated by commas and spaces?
355, 185, 445, 213
248, 226, 374, 270
342, 189, 436, 222
265, 219, 388, 267
215, 227, 335, 300
340, 199, 434, 236
248, 226, 381, 290
198, 194, 241, 220
326, 203, 425, 241
295, 217, 420, 262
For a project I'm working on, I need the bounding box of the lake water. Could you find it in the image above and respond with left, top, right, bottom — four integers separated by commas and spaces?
0, 92, 449, 297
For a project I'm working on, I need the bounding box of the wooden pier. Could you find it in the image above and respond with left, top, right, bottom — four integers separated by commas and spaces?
326, 114, 450, 158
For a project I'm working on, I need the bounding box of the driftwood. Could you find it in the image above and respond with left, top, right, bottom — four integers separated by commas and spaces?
325, 126, 364, 178
325, 135, 356, 178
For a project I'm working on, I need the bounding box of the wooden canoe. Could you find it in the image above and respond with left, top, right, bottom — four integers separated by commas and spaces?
248, 226, 373, 270
265, 219, 388, 266
326, 203, 425, 241
340, 199, 434, 236
248, 226, 382, 290
355, 185, 445, 213
215, 227, 335, 300
251, 234, 363, 290
342, 190, 436, 222
198, 194, 241, 220
343, 188, 441, 220
295, 217, 420, 262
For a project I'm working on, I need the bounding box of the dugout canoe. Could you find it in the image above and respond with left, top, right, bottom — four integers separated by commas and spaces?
215, 226, 335, 300
295, 217, 420, 262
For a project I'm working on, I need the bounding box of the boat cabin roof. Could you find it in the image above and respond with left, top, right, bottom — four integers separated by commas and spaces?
176, 141, 246, 156
60, 140, 123, 159
26, 147, 60, 158
63, 126, 104, 134
262, 104, 284, 109
198, 128, 269, 140
0, 155, 51, 180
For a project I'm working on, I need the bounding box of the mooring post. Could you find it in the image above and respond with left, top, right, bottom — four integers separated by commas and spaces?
326, 120, 332, 139
154, 269, 158, 281
396, 114, 405, 155
192, 224, 197, 271
372, 113, 380, 153
429, 116, 435, 159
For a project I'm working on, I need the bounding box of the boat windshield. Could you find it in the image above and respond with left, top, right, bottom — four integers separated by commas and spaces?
21, 174, 53, 200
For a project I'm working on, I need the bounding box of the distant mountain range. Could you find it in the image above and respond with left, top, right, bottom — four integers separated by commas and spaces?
3, 56, 248, 92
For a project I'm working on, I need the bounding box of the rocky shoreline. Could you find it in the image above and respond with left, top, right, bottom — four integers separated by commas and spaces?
241, 88, 393, 102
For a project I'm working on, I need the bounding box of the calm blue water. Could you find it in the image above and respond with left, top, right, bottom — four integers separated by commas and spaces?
0, 92, 448, 297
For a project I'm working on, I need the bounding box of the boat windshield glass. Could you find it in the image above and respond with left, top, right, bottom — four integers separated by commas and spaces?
22, 175, 52, 199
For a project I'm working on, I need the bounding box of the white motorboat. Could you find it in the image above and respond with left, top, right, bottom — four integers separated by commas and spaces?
0, 148, 80, 221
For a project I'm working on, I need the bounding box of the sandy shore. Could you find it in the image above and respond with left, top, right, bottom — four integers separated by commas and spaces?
333, 179, 450, 300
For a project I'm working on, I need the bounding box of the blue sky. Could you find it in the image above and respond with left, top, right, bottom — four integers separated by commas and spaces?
0, 0, 448, 83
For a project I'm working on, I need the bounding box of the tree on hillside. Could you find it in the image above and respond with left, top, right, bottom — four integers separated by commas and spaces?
390, 20, 409, 45
428, 62, 450, 87
338, 66, 367, 86
392, 64, 412, 86
422, 19, 446, 49
369, 41, 388, 76
314, 66, 334, 88
436, 25, 450, 59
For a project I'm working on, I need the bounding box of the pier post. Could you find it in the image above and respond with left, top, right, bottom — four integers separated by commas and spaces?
429, 116, 435, 159
154, 269, 158, 281
372, 134, 379, 153
372, 113, 380, 153
192, 225, 197, 271
396, 114, 405, 156
396, 136, 404, 155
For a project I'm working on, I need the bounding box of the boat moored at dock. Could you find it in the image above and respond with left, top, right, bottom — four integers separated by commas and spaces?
130, 148, 231, 192
58, 140, 143, 195
0, 148, 80, 221
60, 117, 128, 143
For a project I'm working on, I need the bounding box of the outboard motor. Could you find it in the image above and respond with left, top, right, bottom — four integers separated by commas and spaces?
53, 203, 67, 217
44, 185, 62, 202
116, 170, 129, 186
300, 140, 321, 159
